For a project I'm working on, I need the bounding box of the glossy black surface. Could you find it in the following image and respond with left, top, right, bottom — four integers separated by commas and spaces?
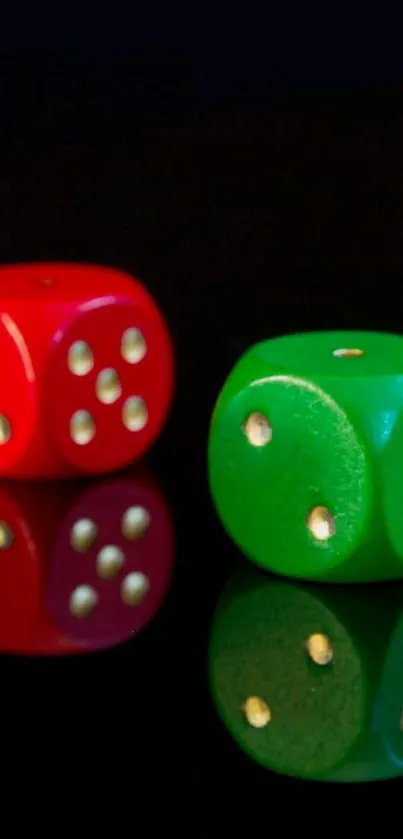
1, 67, 402, 827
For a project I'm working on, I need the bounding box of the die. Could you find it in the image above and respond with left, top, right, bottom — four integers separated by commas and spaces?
0, 262, 174, 477
208, 330, 403, 582
208, 565, 403, 782
0, 468, 174, 655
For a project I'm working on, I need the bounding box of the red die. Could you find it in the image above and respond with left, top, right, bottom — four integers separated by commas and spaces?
0, 262, 174, 477
0, 468, 174, 656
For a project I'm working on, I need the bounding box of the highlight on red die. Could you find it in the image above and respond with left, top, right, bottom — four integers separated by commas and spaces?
0, 468, 175, 655
0, 263, 174, 477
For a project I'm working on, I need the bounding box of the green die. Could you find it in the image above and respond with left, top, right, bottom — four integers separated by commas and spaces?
208, 567, 403, 782
208, 330, 403, 583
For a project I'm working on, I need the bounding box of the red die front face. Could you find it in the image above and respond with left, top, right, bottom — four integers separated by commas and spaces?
43, 298, 174, 474
45, 476, 174, 650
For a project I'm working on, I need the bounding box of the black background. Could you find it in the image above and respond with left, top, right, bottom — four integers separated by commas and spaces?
0, 13, 403, 831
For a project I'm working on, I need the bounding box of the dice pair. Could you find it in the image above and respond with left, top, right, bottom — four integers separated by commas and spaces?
0, 469, 174, 655
208, 330, 403, 582
0, 262, 174, 477
3, 264, 402, 585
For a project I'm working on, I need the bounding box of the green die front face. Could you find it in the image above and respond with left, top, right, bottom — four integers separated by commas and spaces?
208, 330, 403, 583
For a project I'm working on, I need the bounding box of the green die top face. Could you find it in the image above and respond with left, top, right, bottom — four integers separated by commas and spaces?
208, 330, 403, 582
254, 330, 403, 377
208, 568, 403, 782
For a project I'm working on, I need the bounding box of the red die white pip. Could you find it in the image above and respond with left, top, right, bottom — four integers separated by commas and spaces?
0, 262, 174, 477
0, 468, 174, 655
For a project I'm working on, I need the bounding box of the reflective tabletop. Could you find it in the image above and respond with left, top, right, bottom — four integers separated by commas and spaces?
1, 80, 402, 828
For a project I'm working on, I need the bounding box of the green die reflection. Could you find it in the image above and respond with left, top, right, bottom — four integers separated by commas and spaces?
208, 330, 403, 582
208, 566, 403, 782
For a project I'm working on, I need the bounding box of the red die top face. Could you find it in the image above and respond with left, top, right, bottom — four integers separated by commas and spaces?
45, 476, 174, 649
43, 299, 173, 473
0, 262, 136, 301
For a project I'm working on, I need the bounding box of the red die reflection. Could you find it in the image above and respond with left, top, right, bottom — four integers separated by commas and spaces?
0, 263, 174, 477
0, 469, 174, 655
